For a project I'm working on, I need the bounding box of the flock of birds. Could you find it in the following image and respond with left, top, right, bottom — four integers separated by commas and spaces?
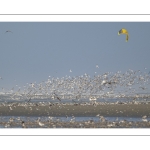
1, 115, 150, 128
0, 27, 135, 102
0, 69, 150, 102
1, 69, 150, 128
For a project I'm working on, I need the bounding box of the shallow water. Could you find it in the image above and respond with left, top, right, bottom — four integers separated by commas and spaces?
1, 116, 150, 128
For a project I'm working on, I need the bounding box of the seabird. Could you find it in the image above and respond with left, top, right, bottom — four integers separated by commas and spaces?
5, 30, 13, 33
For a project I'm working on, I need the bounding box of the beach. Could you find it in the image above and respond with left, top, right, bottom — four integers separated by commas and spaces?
0, 101, 150, 117
0, 101, 150, 128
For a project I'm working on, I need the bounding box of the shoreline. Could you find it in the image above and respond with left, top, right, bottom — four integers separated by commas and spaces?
0, 102, 150, 117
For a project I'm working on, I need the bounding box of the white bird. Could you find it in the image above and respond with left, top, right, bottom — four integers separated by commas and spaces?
89, 96, 97, 101
96, 65, 99, 68
37, 117, 45, 127
38, 121, 45, 127
142, 115, 148, 122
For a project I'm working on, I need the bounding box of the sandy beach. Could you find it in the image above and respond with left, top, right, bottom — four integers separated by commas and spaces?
0, 101, 150, 117
0, 101, 150, 128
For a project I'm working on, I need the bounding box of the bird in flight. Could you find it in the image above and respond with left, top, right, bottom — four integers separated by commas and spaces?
96, 65, 99, 68
5, 30, 13, 33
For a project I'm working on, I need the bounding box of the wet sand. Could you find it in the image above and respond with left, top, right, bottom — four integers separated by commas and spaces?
0, 102, 150, 117
1, 120, 150, 128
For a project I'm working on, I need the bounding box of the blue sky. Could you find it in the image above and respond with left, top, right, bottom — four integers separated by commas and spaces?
0, 22, 150, 89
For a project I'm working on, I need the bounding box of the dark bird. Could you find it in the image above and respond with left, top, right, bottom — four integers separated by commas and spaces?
5, 30, 13, 33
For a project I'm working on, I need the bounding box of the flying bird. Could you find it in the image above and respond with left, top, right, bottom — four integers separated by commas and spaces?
96, 65, 99, 68
118, 28, 129, 42
5, 30, 13, 33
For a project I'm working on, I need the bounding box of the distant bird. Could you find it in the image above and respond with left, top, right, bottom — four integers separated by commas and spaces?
118, 28, 129, 42
27, 97, 31, 103
21, 121, 26, 128
56, 96, 61, 101
54, 92, 61, 101
37, 117, 45, 127
142, 115, 148, 122
96, 65, 99, 68
89, 96, 97, 101
5, 30, 13, 33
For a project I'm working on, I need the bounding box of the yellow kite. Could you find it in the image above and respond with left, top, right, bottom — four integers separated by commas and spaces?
118, 28, 129, 42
